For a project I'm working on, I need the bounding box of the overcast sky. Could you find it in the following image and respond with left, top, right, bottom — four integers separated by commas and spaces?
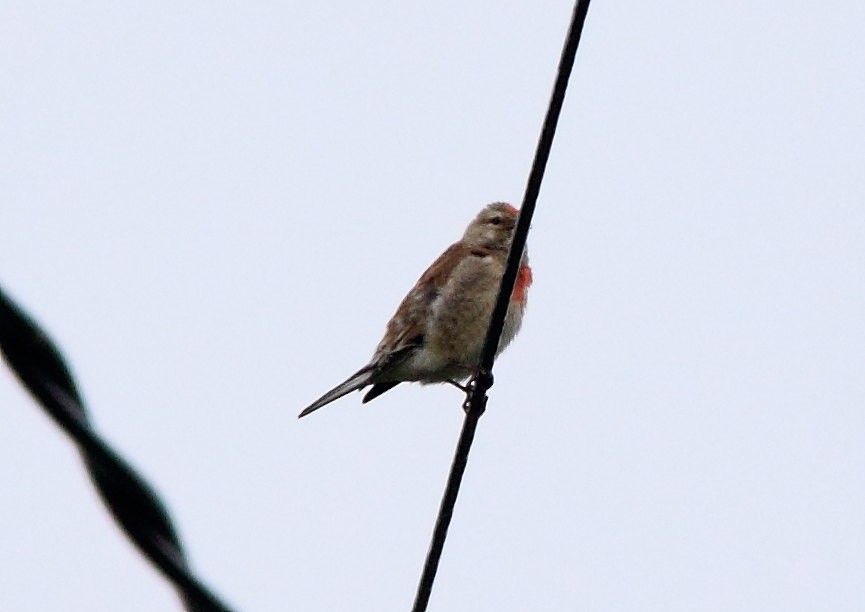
2, 2, 864, 611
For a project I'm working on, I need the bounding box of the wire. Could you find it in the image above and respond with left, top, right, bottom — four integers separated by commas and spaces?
0, 287, 233, 612
411, 1, 593, 609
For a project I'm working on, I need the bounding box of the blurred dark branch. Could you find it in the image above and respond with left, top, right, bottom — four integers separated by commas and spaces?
0, 287, 233, 612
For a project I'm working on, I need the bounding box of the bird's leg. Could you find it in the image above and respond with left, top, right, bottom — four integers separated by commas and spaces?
447, 379, 470, 393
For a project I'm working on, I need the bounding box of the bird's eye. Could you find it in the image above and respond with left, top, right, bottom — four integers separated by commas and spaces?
490, 217, 502, 225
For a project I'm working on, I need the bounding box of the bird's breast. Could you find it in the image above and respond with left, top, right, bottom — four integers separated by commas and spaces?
512, 263, 533, 304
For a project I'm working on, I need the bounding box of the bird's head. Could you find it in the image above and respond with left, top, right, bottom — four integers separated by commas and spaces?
462, 202, 520, 251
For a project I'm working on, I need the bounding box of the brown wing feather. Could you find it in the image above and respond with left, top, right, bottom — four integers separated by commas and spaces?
372, 242, 472, 360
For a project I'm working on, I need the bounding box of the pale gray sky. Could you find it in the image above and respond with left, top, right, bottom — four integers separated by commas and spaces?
2, 2, 864, 611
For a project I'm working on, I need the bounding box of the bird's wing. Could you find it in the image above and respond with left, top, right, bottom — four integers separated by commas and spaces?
371, 242, 470, 362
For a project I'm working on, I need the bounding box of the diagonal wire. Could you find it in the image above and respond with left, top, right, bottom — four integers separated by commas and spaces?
0, 286, 233, 612
411, 1, 593, 610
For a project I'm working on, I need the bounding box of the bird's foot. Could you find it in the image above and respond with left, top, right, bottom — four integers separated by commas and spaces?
473, 368, 494, 391
457, 369, 493, 415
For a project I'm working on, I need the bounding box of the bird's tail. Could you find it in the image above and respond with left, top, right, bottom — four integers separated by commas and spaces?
298, 366, 375, 418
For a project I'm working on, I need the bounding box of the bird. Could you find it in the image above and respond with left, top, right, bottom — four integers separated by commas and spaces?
298, 202, 532, 418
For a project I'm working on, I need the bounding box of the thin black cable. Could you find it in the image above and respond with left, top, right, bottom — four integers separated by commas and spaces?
0, 287, 233, 612
411, 2, 593, 610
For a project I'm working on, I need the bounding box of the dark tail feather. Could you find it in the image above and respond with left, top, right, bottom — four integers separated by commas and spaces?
362, 382, 400, 404
298, 366, 375, 418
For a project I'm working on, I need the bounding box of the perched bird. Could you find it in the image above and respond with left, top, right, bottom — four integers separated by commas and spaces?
298, 202, 532, 418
